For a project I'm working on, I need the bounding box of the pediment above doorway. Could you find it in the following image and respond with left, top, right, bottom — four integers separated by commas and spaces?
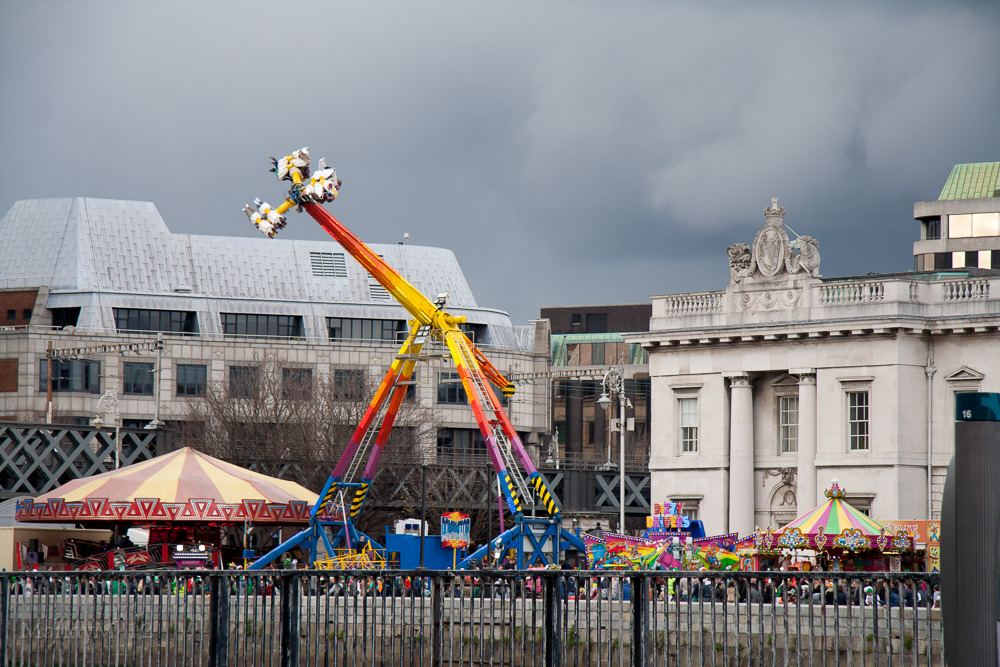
944, 366, 984, 382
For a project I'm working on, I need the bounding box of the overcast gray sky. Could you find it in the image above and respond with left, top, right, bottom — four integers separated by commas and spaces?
2, 0, 999, 324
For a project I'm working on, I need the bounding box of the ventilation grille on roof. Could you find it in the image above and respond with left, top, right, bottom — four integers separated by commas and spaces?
310, 252, 347, 278
369, 282, 391, 300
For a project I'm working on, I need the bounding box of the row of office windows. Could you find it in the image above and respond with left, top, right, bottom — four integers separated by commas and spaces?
226, 366, 324, 399
223, 367, 501, 404
37, 361, 489, 405
39, 363, 368, 400
114, 309, 199, 334
327, 319, 486, 345
38, 359, 102, 394
108, 309, 488, 344
327, 318, 407, 342
947, 212, 1000, 239
915, 250, 999, 271
220, 313, 304, 339
674, 390, 870, 454
114, 308, 303, 338
555, 342, 648, 367
38, 360, 206, 397
923, 213, 1000, 240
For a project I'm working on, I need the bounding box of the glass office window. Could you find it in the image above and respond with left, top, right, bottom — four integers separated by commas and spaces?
123, 362, 154, 395
176, 364, 207, 397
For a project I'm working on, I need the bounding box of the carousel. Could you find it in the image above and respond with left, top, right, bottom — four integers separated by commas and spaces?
745, 480, 916, 572
15, 447, 317, 570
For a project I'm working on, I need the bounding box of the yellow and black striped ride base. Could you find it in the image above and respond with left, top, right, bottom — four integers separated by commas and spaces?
503, 473, 522, 513
319, 486, 338, 514
350, 482, 371, 518
531, 476, 560, 517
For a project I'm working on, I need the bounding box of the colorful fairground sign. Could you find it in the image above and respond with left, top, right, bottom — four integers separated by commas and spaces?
440, 512, 470, 549
583, 500, 741, 571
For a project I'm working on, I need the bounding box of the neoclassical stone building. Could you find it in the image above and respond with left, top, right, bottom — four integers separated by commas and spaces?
631, 165, 1000, 537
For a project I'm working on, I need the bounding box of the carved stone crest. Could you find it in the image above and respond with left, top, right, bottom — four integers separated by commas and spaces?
727, 242, 754, 283
786, 236, 821, 276
726, 197, 821, 284
752, 202, 791, 277
754, 227, 788, 276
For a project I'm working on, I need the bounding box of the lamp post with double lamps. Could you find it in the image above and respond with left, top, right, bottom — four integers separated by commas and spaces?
597, 361, 631, 534
92, 388, 121, 469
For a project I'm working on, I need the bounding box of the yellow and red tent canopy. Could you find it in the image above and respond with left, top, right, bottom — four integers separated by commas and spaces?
753, 480, 915, 553
15, 447, 317, 525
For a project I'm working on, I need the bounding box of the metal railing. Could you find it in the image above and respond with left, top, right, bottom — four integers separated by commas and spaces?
0, 568, 941, 666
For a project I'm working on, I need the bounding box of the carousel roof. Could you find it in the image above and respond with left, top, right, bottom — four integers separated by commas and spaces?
754, 480, 914, 553
15, 448, 317, 525
782, 481, 886, 537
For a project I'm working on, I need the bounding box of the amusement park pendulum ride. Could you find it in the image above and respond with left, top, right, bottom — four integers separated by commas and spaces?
243, 148, 586, 570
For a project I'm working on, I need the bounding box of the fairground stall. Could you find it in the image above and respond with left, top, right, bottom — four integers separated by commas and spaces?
879, 519, 940, 572
689, 534, 741, 570
584, 501, 745, 571
745, 480, 915, 572
15, 447, 317, 570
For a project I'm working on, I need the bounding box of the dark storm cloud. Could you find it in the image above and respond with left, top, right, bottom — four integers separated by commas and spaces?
2, 0, 999, 323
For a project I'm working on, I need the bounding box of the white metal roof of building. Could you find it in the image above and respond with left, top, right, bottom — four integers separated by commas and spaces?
0, 198, 525, 346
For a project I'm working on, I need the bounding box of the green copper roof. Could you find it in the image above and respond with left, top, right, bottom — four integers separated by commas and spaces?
938, 162, 1000, 200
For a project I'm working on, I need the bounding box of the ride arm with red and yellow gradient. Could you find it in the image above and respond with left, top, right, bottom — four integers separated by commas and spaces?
250, 149, 560, 522
301, 201, 559, 517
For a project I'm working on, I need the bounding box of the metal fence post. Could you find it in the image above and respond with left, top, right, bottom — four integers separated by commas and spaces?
0, 575, 8, 663
543, 572, 562, 667
208, 573, 230, 667
631, 574, 650, 667
432, 575, 444, 666
280, 573, 300, 667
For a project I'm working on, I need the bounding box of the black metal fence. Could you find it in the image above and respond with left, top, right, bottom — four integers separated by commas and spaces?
0, 569, 942, 666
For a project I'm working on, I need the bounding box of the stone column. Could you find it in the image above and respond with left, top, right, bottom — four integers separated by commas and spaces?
795, 370, 817, 514
727, 374, 755, 536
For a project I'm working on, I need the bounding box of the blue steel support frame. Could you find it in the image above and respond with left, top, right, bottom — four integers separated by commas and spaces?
247, 518, 384, 570
458, 515, 587, 569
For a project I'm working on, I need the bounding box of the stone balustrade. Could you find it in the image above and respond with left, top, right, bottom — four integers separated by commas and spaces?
650, 275, 1000, 332
659, 291, 725, 315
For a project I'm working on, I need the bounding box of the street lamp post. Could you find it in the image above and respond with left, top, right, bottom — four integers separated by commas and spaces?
419, 463, 427, 569
598, 361, 630, 534
144, 334, 165, 430
93, 388, 121, 469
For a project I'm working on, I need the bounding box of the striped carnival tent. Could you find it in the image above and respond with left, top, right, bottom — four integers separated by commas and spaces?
752, 480, 914, 554
14, 447, 317, 526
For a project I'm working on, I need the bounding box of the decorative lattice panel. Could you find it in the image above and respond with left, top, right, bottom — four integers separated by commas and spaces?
0, 423, 164, 496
